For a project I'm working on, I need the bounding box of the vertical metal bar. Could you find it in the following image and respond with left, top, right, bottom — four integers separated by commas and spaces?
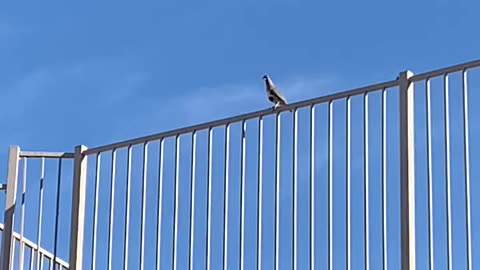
156, 140, 165, 270
309, 106, 315, 270
364, 93, 370, 270
223, 125, 230, 270
29, 246, 34, 270
28, 247, 35, 270
382, 88, 388, 270
256, 117, 264, 270
206, 128, 213, 270
240, 120, 247, 270
398, 71, 415, 270
68, 145, 88, 270
91, 153, 102, 270
52, 159, 63, 270
19, 158, 27, 270
328, 101, 333, 270
11, 238, 16, 269
461, 70, 472, 270
189, 133, 197, 270
346, 98, 351, 270
107, 150, 117, 270
443, 74, 452, 270
274, 113, 281, 270
292, 110, 298, 270
140, 143, 149, 270
36, 157, 45, 270
172, 136, 180, 270
425, 79, 434, 270
123, 145, 133, 269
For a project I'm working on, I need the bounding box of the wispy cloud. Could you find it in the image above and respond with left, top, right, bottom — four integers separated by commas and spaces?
0, 57, 336, 151
0, 68, 51, 121
1, 60, 150, 110
106, 74, 336, 141
0, 59, 151, 149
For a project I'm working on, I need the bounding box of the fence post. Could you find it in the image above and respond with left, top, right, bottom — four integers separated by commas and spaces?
68, 145, 88, 270
399, 71, 416, 270
1, 146, 20, 270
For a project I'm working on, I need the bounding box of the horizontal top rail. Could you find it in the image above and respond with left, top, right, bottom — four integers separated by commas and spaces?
410, 59, 480, 82
19, 151, 74, 159
84, 78, 399, 155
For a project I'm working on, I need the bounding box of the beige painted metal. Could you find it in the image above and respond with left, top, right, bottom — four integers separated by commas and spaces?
399, 71, 416, 270
68, 145, 88, 270
1, 146, 20, 270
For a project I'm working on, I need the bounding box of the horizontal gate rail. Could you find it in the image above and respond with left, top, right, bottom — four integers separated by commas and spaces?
0, 224, 69, 268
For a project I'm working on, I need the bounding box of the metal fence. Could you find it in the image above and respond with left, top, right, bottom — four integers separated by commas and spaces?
0, 150, 73, 270
1, 59, 479, 270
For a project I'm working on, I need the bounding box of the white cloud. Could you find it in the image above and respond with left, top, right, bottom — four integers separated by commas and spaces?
110, 74, 336, 139
0, 57, 336, 151
0, 59, 152, 151
0, 68, 51, 121
0, 60, 150, 116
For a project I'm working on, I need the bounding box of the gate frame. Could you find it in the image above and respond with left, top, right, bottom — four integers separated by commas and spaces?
0, 146, 20, 270
0, 147, 76, 270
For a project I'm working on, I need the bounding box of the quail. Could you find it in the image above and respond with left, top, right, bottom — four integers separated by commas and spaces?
262, 74, 288, 110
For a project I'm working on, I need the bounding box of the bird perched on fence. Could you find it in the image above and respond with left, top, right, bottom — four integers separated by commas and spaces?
262, 74, 288, 110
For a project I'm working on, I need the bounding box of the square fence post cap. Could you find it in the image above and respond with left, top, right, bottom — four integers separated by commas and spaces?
399, 70, 414, 78
74, 145, 88, 152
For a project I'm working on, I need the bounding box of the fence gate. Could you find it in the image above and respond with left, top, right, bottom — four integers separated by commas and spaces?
0, 146, 75, 270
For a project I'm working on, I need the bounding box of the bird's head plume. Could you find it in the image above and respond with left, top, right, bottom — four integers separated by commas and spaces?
262, 74, 275, 90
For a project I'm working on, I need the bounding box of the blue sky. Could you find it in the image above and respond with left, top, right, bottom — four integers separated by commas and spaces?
1, 1, 480, 270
